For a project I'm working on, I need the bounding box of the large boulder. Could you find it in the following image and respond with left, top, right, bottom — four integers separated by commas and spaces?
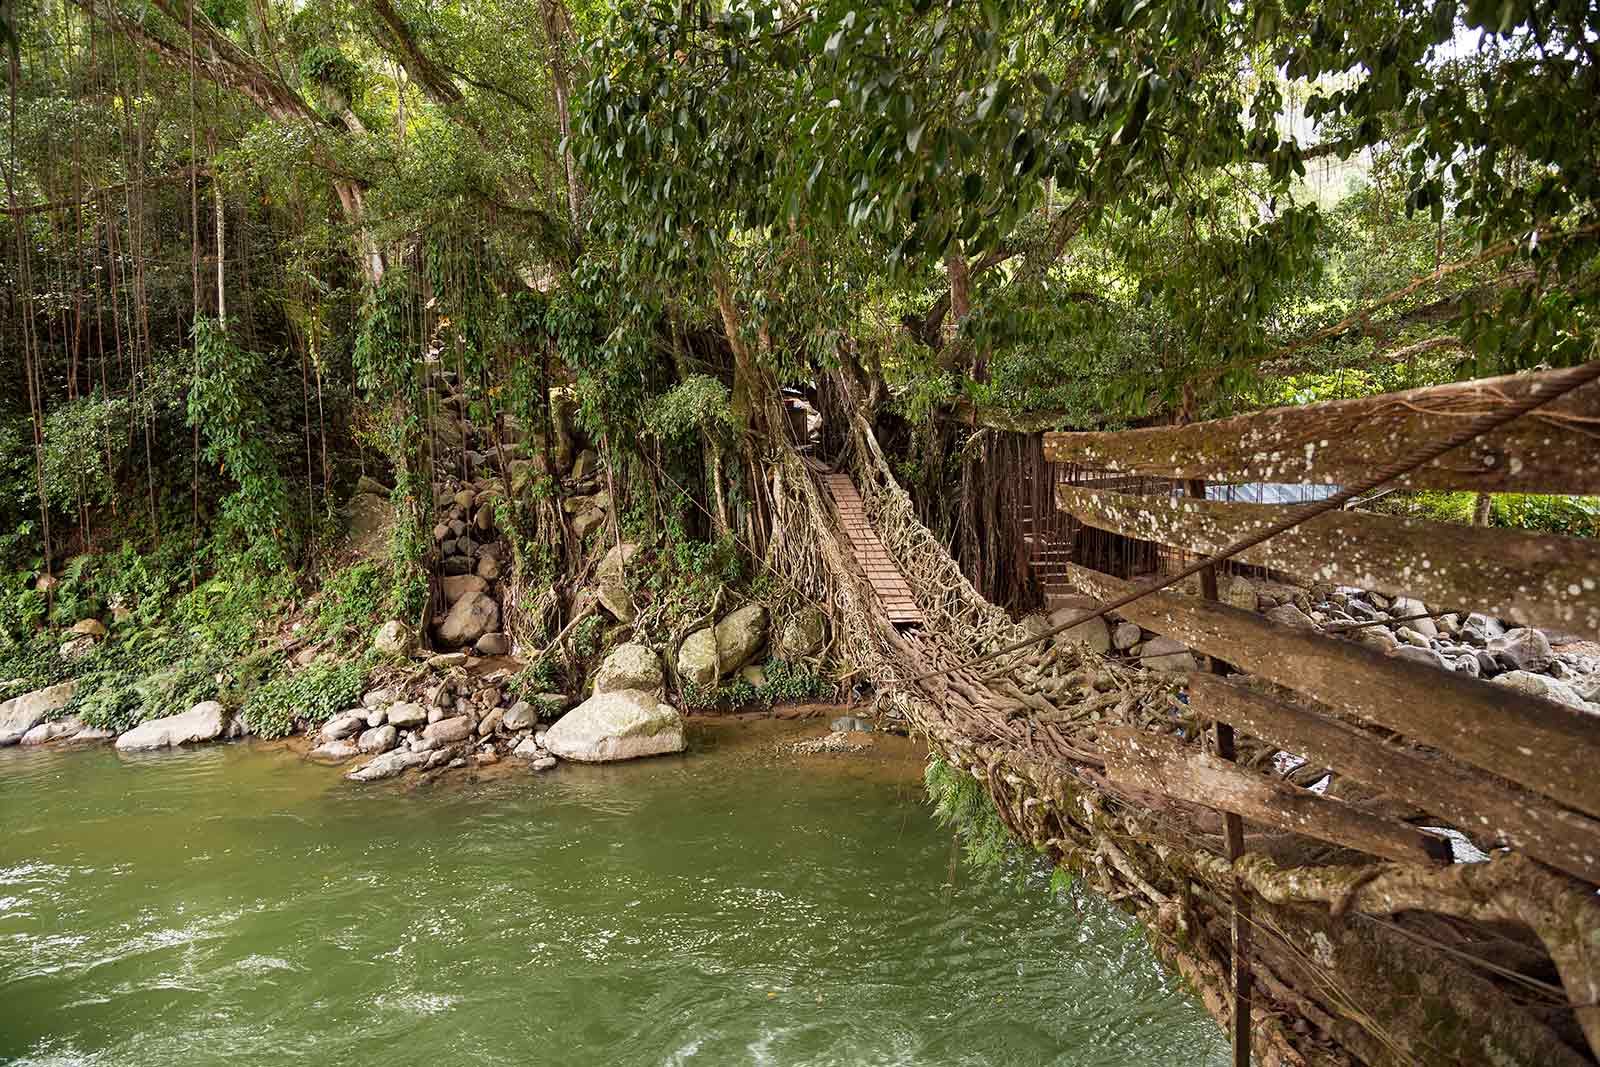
677, 629, 720, 687
344, 492, 393, 559
0, 680, 77, 746
20, 716, 87, 745
441, 574, 489, 605
423, 715, 473, 744
320, 711, 366, 741
386, 702, 428, 728
596, 542, 640, 621
543, 689, 686, 763
1488, 628, 1553, 672
115, 701, 231, 751
776, 607, 827, 659
1219, 574, 1260, 612
714, 604, 768, 670
373, 619, 418, 657
358, 724, 398, 754
679, 604, 770, 687
437, 591, 500, 648
347, 748, 428, 782
593, 644, 664, 695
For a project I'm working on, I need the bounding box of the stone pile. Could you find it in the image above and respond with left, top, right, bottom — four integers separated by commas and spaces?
1036, 571, 1600, 715
326, 670, 576, 781
423, 370, 617, 653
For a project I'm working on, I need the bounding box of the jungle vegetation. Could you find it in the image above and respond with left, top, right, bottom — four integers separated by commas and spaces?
1, 0, 1596, 711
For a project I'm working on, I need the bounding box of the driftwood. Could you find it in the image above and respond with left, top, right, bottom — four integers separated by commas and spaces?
1043, 366, 1600, 494
1057, 483, 1600, 635
1066, 563, 1600, 820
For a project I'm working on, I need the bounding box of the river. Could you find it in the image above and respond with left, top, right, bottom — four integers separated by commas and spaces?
0, 719, 1226, 1065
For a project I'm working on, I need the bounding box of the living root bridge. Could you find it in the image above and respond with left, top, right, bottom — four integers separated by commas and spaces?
761, 378, 1600, 1066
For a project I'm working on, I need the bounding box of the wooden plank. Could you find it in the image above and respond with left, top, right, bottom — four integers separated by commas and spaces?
1056, 484, 1600, 635
1190, 672, 1600, 885
1042, 367, 1600, 494
1065, 563, 1600, 819
1099, 728, 1453, 865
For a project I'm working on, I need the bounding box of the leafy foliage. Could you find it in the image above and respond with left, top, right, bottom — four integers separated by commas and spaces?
241, 658, 366, 739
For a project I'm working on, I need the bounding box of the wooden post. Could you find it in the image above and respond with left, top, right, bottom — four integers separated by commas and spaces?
1186, 478, 1250, 1067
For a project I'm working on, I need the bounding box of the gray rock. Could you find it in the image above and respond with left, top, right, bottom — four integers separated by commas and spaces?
373, 619, 418, 657
571, 449, 598, 481
1487, 628, 1553, 672
831, 715, 874, 733
71, 726, 116, 742
1219, 574, 1259, 612
0, 680, 77, 746
358, 724, 398, 754
309, 738, 361, 763
714, 604, 768, 671
441, 556, 472, 576
453, 488, 477, 510
1390, 597, 1437, 637
58, 636, 95, 662
594, 643, 664, 695
572, 508, 606, 538
386, 702, 428, 728
776, 607, 827, 658
1368, 592, 1392, 611
437, 591, 500, 648
441, 574, 488, 604
1453, 655, 1481, 677
1463, 613, 1505, 642
503, 701, 537, 731
320, 712, 366, 742
512, 736, 543, 759
427, 652, 470, 670
1139, 636, 1196, 673
346, 748, 428, 782
531, 755, 558, 771
366, 708, 387, 728
1492, 670, 1597, 712
475, 632, 511, 657
423, 715, 473, 744
1265, 603, 1318, 631
1353, 627, 1399, 654
344, 492, 394, 559
1475, 651, 1499, 676
1395, 627, 1432, 649
1112, 621, 1143, 652
478, 707, 504, 737
1048, 607, 1111, 654
677, 628, 719, 687
542, 689, 686, 763
1347, 599, 1383, 622
1436, 613, 1461, 637
362, 687, 398, 709
115, 701, 231, 751
1390, 645, 1451, 671
20, 716, 87, 745
476, 554, 502, 581
596, 542, 641, 621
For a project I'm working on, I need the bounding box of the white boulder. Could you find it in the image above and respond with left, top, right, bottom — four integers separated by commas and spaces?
542, 689, 685, 763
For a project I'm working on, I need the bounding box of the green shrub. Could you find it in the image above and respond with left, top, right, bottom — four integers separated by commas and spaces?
241, 659, 366, 739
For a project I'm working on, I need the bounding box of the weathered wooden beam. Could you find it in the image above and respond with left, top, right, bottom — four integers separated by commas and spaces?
1042, 368, 1600, 494
1065, 563, 1600, 820
1099, 727, 1452, 865
1056, 484, 1600, 635
1189, 672, 1600, 885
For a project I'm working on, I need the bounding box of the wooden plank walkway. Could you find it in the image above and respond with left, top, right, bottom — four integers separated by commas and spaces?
820, 472, 924, 625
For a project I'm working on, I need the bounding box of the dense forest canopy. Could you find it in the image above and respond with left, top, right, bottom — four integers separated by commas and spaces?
1, 0, 1596, 670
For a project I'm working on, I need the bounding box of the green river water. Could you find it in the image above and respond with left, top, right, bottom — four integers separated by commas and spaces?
0, 720, 1226, 1066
